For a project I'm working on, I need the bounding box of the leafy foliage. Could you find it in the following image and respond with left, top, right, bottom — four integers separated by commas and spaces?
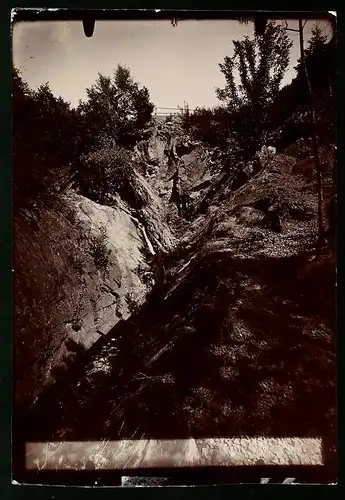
77, 142, 148, 208
13, 65, 155, 212
77, 65, 154, 150
295, 24, 335, 97
216, 21, 292, 160
89, 224, 111, 272
13, 68, 78, 210
270, 24, 336, 149
185, 106, 231, 148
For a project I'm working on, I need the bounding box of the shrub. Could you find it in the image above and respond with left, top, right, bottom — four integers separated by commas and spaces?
77, 142, 149, 208
125, 292, 138, 314
188, 107, 230, 148
88, 224, 111, 272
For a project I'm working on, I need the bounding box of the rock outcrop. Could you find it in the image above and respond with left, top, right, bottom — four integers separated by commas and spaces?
14, 170, 175, 409
24, 147, 336, 452
133, 123, 223, 225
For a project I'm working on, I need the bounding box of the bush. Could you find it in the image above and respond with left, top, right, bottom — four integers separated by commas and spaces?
88, 224, 111, 272
77, 142, 149, 208
188, 107, 230, 148
125, 292, 138, 314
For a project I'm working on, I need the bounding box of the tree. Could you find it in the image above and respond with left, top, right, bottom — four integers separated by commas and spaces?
284, 20, 334, 248
77, 64, 155, 150
216, 20, 292, 161
295, 24, 333, 97
13, 68, 78, 209
178, 101, 191, 131
296, 20, 325, 247
297, 24, 335, 143
268, 24, 335, 148
238, 16, 268, 37
187, 106, 230, 147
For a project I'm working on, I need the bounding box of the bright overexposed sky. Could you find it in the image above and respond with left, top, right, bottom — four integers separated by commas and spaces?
12, 19, 333, 110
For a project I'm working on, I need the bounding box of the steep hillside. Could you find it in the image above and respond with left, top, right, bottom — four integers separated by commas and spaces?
24, 145, 336, 473
14, 169, 175, 411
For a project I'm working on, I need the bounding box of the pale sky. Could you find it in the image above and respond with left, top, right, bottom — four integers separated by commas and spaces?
12, 19, 333, 110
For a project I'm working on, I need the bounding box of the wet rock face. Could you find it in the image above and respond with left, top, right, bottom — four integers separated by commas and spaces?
14, 181, 175, 408
65, 193, 153, 335
14, 198, 146, 407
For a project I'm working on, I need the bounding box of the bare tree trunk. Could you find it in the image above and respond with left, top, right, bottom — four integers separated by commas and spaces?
298, 20, 325, 250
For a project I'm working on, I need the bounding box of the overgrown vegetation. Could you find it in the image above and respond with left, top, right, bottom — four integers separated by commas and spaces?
77, 65, 154, 150
273, 24, 336, 149
182, 106, 230, 148
13, 62, 157, 406
180, 22, 335, 169
13, 68, 78, 210
88, 224, 111, 272
13, 64, 155, 214
13, 204, 109, 408
216, 20, 292, 161
76, 142, 145, 207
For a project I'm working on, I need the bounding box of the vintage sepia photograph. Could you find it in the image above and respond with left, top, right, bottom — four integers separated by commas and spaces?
12, 10, 337, 485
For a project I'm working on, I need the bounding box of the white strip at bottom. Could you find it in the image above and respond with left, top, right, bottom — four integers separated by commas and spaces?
25, 437, 323, 471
